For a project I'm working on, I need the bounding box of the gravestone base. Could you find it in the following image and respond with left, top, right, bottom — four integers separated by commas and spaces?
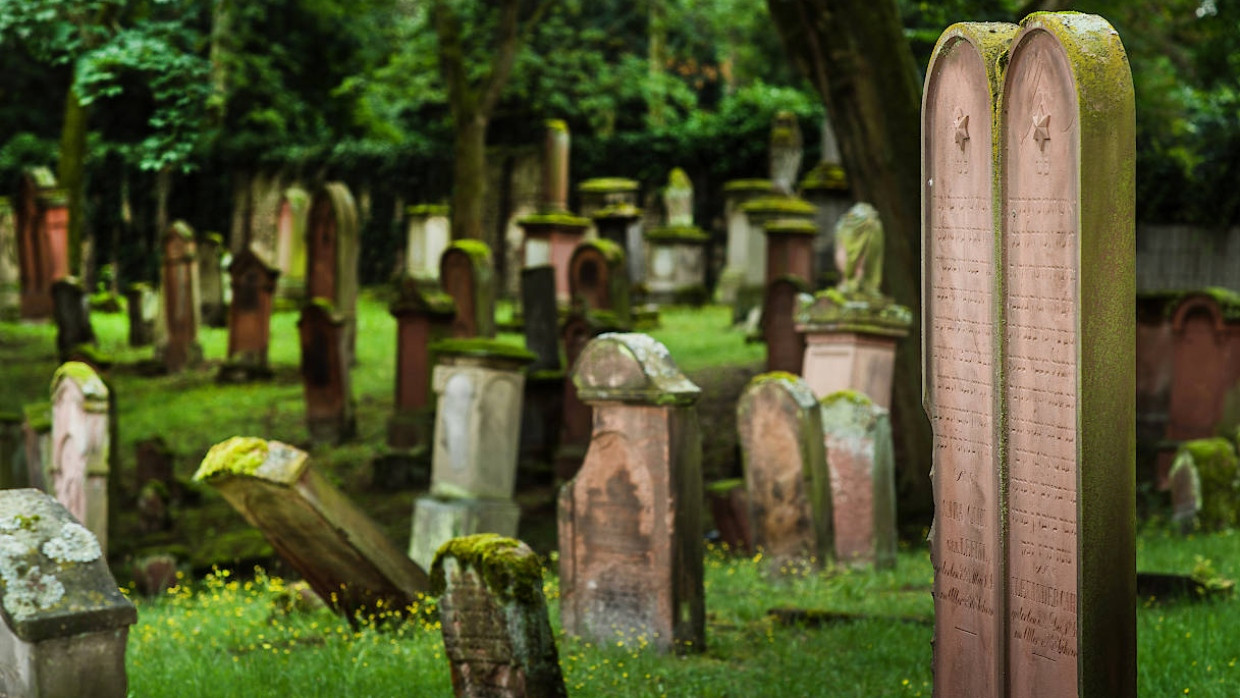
0, 624, 130, 698
408, 497, 520, 572
800, 331, 902, 406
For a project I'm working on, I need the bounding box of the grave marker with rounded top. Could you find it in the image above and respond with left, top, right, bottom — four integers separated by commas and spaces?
819, 391, 896, 569
922, 21, 1015, 697
440, 240, 496, 339
15, 168, 69, 320
49, 362, 110, 556
0, 489, 136, 698
306, 182, 360, 361
737, 372, 833, 571
298, 300, 355, 443
568, 239, 630, 326
155, 221, 202, 373
558, 333, 705, 653
275, 186, 310, 301
219, 246, 280, 382
194, 438, 431, 618
432, 534, 567, 698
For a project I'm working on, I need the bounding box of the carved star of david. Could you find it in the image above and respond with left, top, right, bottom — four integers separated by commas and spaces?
1032, 107, 1051, 151
953, 112, 970, 150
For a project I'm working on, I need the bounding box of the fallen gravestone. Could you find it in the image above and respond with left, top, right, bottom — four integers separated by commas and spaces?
432, 534, 566, 698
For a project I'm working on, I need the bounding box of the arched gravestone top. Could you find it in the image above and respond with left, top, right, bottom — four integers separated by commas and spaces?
439, 239, 496, 339
162, 220, 196, 260
1170, 290, 1240, 333
306, 182, 359, 311
0, 489, 135, 642
569, 239, 629, 320
51, 361, 109, 411
573, 333, 700, 405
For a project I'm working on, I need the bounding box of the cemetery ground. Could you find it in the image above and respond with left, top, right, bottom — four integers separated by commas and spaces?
2, 297, 1239, 696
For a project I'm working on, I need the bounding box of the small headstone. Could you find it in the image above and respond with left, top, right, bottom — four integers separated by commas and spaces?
123, 283, 157, 347
49, 362, 111, 555
0, 489, 136, 698
558, 333, 705, 652
195, 438, 431, 617
298, 301, 355, 444
156, 221, 202, 373
769, 111, 804, 196
131, 554, 178, 597
15, 168, 69, 320
568, 239, 630, 326
645, 169, 709, 305
0, 198, 19, 318
432, 535, 567, 698
198, 233, 228, 327
51, 278, 95, 362
1169, 439, 1238, 532
405, 204, 451, 282
388, 279, 455, 452
440, 241, 496, 339
219, 247, 280, 382
738, 373, 833, 570
1166, 293, 1240, 463
306, 182, 360, 361
819, 391, 895, 569
275, 187, 310, 301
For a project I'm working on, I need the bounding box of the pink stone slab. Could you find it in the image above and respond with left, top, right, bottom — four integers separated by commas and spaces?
801, 333, 898, 406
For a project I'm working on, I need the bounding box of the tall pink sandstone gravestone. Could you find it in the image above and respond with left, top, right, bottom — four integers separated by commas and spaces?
923, 13, 1135, 697
49, 362, 111, 556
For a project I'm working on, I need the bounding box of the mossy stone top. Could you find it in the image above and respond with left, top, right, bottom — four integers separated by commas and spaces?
573, 332, 700, 406
592, 203, 643, 220
741, 196, 817, 216
430, 534, 545, 605
389, 280, 455, 316
405, 203, 451, 218
0, 489, 135, 642
578, 178, 639, 194
763, 218, 818, 236
193, 438, 309, 485
724, 179, 775, 194
51, 361, 109, 412
430, 338, 537, 366
799, 162, 849, 192
796, 287, 912, 336
517, 211, 591, 229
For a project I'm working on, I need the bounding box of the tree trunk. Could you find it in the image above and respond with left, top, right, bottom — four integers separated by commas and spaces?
57, 82, 89, 278
766, 0, 933, 526
648, 0, 668, 127
451, 114, 488, 241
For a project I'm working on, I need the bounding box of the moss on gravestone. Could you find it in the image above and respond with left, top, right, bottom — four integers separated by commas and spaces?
192, 437, 269, 482
430, 534, 544, 605
1174, 438, 1240, 530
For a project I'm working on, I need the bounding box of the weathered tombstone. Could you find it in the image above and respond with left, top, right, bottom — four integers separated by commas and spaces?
156, 221, 202, 373
819, 391, 895, 569
519, 266, 564, 467
306, 182, 360, 361
431, 535, 567, 698
0, 198, 19, 319
591, 203, 645, 286
408, 340, 535, 571
198, 232, 228, 327
923, 15, 1136, 696
275, 186, 310, 301
387, 278, 455, 451
219, 247, 280, 382
21, 403, 51, 493
553, 309, 629, 481
49, 362, 111, 556
737, 373, 833, 570
1166, 293, 1240, 460
1168, 439, 1238, 532
123, 283, 157, 347
404, 204, 451, 283
440, 241, 496, 339
799, 116, 853, 284
521, 266, 561, 373
796, 203, 911, 406
645, 169, 709, 305
769, 111, 804, 196
568, 239, 630, 325
15, 168, 69, 320
194, 438, 431, 617
0, 489, 136, 698
51, 278, 95, 362
298, 301, 355, 443
577, 178, 640, 220
517, 121, 591, 303
558, 333, 705, 652
717, 179, 775, 310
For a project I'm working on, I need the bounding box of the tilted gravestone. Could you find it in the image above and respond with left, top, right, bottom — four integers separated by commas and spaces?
155, 221, 202, 373
923, 14, 1135, 696
558, 333, 705, 653
49, 362, 111, 556
306, 182, 360, 361
15, 168, 69, 320
440, 240, 496, 339
0, 489, 136, 698
819, 391, 895, 570
195, 438, 431, 617
431, 535, 567, 698
220, 246, 280, 382
517, 120, 591, 304
298, 301, 355, 443
737, 372, 833, 571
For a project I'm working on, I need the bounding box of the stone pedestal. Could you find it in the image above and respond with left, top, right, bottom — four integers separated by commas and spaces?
796, 292, 911, 406
740, 195, 816, 308
275, 187, 310, 302
0, 489, 136, 698
409, 498, 521, 572
763, 278, 810, 375
298, 301, 355, 444
643, 227, 709, 305
517, 215, 590, 304
558, 333, 704, 653
0, 198, 19, 319
819, 391, 896, 569
16, 168, 69, 321
578, 178, 639, 244
195, 438, 430, 616
764, 219, 816, 286
440, 240, 496, 339
219, 247, 280, 382
50, 362, 111, 556
404, 205, 451, 282
155, 221, 202, 373
388, 280, 455, 452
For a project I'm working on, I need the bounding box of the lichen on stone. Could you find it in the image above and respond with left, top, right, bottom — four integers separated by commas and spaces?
42, 522, 102, 563
430, 534, 544, 604
51, 361, 109, 402
1, 566, 65, 620
193, 437, 270, 482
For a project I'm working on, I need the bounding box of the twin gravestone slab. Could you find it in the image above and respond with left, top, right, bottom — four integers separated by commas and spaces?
923, 14, 1135, 696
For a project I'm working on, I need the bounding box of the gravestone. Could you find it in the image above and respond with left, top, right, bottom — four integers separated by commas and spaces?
591, 203, 645, 286
645, 169, 709, 305
819, 391, 895, 569
923, 15, 1135, 696
219, 247, 280, 382
440, 241, 496, 339
799, 116, 853, 284
306, 182, 360, 361
198, 233, 228, 327
553, 309, 629, 481
156, 221, 202, 373
21, 403, 51, 493
49, 362, 111, 556
519, 266, 564, 467
521, 266, 561, 373
387, 278, 455, 451
195, 438, 431, 617
717, 179, 774, 309
517, 121, 591, 303
409, 340, 535, 571
1168, 439, 1238, 532
432, 535, 567, 698
275, 187, 310, 301
51, 278, 95, 362
15, 168, 69, 320
769, 111, 804, 196
404, 204, 451, 282
763, 277, 809, 375
577, 178, 640, 220
0, 489, 136, 698
0, 198, 18, 318
558, 333, 704, 652
1165, 293, 1240, 480
568, 239, 630, 326
737, 373, 832, 570
123, 283, 156, 347
298, 301, 355, 443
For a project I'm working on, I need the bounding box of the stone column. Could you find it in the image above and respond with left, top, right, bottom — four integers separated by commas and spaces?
409, 340, 536, 571
0, 489, 136, 698
298, 301, 355, 444
592, 204, 644, 286
541, 120, 570, 212
219, 247, 280, 382
517, 121, 590, 304
49, 362, 111, 555
558, 333, 705, 653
